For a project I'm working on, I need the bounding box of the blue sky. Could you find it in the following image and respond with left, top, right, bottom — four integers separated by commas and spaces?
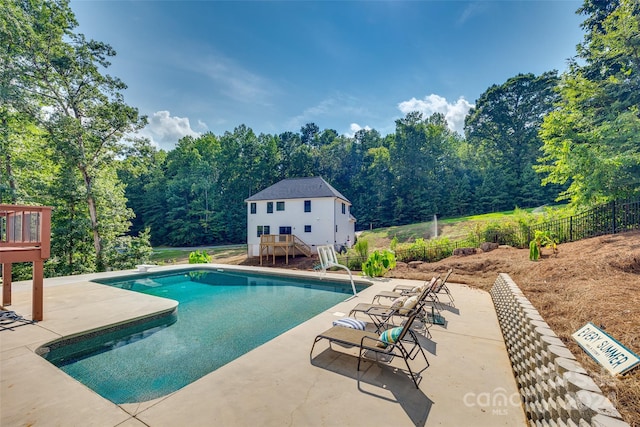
70, 0, 585, 150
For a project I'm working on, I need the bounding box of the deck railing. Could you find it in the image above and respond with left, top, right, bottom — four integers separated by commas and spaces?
0, 204, 51, 256
259, 234, 313, 264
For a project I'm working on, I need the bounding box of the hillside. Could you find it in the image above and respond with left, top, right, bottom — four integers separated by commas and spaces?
238, 230, 640, 425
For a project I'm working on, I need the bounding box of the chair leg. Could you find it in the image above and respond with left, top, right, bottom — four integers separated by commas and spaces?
403, 356, 420, 388
357, 347, 365, 371
310, 336, 323, 358
443, 287, 455, 305
401, 340, 429, 388
416, 311, 432, 339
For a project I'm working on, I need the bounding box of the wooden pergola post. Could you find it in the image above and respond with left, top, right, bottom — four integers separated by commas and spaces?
2, 263, 12, 305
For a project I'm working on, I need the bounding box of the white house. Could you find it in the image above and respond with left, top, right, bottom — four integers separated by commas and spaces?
245, 176, 356, 258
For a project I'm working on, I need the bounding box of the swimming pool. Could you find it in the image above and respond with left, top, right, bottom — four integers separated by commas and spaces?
37, 268, 365, 404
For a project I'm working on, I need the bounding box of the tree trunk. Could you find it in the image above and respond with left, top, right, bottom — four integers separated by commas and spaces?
79, 165, 103, 270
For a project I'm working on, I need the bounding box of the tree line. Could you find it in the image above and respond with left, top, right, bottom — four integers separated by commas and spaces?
1, 0, 638, 276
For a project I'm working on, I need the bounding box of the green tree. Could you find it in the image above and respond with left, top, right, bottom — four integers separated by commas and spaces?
465, 72, 561, 211
2, 0, 147, 271
359, 143, 395, 228
391, 112, 460, 224
344, 129, 389, 228
0, 114, 54, 204
537, 0, 640, 205
300, 122, 320, 146
275, 131, 301, 178
117, 139, 167, 241
162, 134, 220, 245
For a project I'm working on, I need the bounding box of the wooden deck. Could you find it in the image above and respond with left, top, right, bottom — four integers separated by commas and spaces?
259, 234, 312, 265
0, 205, 52, 321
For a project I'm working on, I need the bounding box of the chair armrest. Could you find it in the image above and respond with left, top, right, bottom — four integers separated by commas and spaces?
392, 284, 414, 292
360, 335, 396, 353
360, 334, 386, 347
365, 306, 394, 316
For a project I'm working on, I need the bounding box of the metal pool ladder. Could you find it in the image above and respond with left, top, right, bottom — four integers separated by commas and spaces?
316, 245, 357, 297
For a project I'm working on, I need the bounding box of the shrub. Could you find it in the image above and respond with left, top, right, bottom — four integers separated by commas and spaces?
354, 238, 369, 258
362, 249, 396, 277
529, 240, 540, 261
529, 230, 557, 261
394, 237, 457, 263
103, 228, 154, 271
189, 250, 212, 264
346, 256, 363, 271
390, 235, 398, 251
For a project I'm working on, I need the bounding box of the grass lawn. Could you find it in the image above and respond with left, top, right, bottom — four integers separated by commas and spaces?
357, 208, 539, 250
150, 245, 247, 265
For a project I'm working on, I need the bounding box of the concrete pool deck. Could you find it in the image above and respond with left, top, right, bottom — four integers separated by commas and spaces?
1, 265, 527, 427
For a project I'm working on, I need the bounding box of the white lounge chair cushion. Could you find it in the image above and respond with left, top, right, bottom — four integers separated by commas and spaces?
390, 297, 407, 309
332, 317, 367, 330
398, 295, 419, 315
403, 295, 419, 310
377, 327, 403, 348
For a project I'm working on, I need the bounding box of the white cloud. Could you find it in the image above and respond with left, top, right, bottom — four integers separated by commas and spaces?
139, 111, 201, 150
457, 2, 487, 26
286, 93, 368, 132
345, 123, 372, 138
397, 94, 474, 134
191, 54, 275, 106
196, 119, 209, 132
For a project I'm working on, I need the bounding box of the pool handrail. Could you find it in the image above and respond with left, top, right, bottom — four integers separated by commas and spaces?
316, 245, 357, 297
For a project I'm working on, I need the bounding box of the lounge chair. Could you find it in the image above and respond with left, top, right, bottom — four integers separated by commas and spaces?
371, 276, 439, 305
432, 268, 454, 306
310, 307, 429, 388
349, 278, 439, 333
352, 277, 438, 317
0, 310, 34, 330
391, 268, 455, 307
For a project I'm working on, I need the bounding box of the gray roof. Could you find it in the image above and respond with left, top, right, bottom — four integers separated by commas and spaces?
245, 177, 350, 203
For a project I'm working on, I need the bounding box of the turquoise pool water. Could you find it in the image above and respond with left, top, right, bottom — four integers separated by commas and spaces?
40, 269, 364, 404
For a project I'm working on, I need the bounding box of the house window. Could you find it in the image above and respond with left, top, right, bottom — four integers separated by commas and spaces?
267, 202, 273, 213
276, 201, 285, 211
304, 200, 311, 212
279, 226, 292, 235
257, 225, 270, 237
342, 203, 346, 214
304, 225, 311, 232
250, 203, 256, 214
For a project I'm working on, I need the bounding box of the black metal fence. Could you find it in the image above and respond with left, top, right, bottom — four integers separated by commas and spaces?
338, 198, 640, 266
531, 198, 640, 244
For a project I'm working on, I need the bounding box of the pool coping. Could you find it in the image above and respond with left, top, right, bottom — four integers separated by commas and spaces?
1, 264, 527, 426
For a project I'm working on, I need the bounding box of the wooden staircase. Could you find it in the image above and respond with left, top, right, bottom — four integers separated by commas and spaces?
292, 235, 312, 257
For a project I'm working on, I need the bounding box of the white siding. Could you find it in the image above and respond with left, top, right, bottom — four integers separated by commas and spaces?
333, 199, 355, 248
246, 197, 354, 256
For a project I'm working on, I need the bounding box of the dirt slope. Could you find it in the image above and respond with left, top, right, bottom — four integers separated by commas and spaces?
237, 231, 640, 425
